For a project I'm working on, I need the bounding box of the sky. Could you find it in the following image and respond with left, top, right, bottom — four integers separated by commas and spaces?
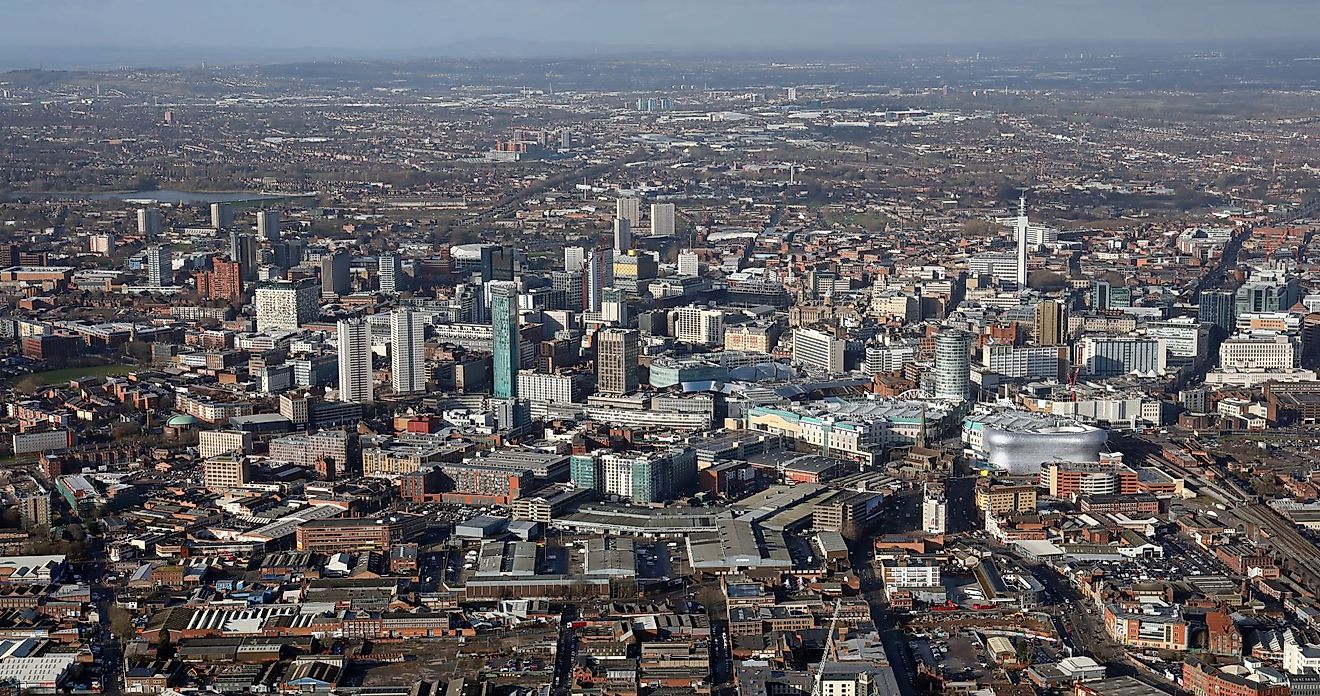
4, 0, 1320, 68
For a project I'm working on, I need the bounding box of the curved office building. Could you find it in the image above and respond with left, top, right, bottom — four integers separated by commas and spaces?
934, 330, 972, 401
982, 423, 1108, 475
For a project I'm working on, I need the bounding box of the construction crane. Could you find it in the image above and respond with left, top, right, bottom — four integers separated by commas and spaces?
810, 598, 844, 696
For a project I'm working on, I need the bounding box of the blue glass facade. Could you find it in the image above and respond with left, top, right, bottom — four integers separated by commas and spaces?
490, 281, 519, 399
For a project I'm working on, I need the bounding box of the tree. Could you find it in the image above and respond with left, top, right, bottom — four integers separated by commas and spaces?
1027, 270, 1067, 291
123, 340, 151, 363
961, 220, 996, 237
697, 585, 726, 619
158, 628, 173, 653
1015, 640, 1034, 667
109, 606, 135, 639
110, 422, 141, 440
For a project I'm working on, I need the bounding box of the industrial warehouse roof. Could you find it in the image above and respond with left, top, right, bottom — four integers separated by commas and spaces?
554, 504, 729, 535
688, 519, 792, 571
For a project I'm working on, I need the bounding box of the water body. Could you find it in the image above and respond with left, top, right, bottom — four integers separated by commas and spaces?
5, 189, 313, 204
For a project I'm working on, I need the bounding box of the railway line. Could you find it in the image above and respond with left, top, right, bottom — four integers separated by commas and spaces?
1231, 503, 1320, 594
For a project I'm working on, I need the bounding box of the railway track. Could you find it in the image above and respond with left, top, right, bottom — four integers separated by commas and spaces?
1231, 503, 1320, 594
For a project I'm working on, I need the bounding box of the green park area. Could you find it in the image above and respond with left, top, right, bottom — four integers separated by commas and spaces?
10, 363, 136, 392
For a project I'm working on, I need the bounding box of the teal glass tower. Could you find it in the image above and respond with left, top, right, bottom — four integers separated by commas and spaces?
490, 281, 519, 399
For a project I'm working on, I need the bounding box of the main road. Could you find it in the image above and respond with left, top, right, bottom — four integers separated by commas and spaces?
551, 605, 578, 695
460, 152, 653, 229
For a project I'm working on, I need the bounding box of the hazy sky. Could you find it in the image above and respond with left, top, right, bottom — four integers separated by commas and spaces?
7, 0, 1320, 65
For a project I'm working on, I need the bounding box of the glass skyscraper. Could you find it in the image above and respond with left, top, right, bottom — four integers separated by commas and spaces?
490, 281, 520, 399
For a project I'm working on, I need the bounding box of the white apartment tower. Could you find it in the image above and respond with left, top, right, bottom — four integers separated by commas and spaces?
379, 253, 401, 295
210, 202, 234, 230
390, 309, 427, 395
254, 279, 320, 332
650, 203, 676, 236
613, 217, 632, 252
616, 196, 642, 227
146, 244, 172, 287
256, 209, 281, 242
336, 318, 373, 403
137, 207, 162, 238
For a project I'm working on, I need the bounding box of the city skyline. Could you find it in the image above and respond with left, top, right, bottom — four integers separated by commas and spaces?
4, 1, 1320, 70
2, 19, 1320, 696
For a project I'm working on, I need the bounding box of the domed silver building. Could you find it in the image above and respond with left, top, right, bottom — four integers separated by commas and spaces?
964, 411, 1107, 475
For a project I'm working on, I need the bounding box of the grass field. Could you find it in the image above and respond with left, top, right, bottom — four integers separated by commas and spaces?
11, 364, 135, 392
823, 210, 893, 231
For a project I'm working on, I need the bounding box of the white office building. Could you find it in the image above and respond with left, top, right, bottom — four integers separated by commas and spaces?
1075, 335, 1166, 377
674, 305, 724, 345
922, 482, 947, 535
879, 559, 941, 590
677, 250, 700, 277
792, 328, 846, 374
1220, 332, 1299, 371
1147, 317, 1209, 361
983, 343, 1061, 380
601, 287, 628, 325
198, 430, 252, 459
564, 246, 587, 271
517, 372, 579, 404
865, 342, 918, 375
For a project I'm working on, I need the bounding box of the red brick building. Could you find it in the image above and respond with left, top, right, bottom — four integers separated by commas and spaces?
698, 460, 758, 498
1182, 659, 1288, 696
1078, 494, 1162, 516
1214, 545, 1278, 579
196, 258, 243, 303
295, 514, 423, 553
21, 334, 78, 361
1045, 458, 1139, 498
1205, 612, 1243, 657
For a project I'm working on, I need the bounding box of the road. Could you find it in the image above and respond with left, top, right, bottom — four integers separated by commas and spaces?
1191, 222, 1248, 297
550, 605, 578, 695
1022, 562, 1117, 659
851, 554, 918, 696
709, 618, 733, 695
869, 604, 918, 696
95, 584, 124, 696
945, 473, 979, 534
1020, 559, 1176, 695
